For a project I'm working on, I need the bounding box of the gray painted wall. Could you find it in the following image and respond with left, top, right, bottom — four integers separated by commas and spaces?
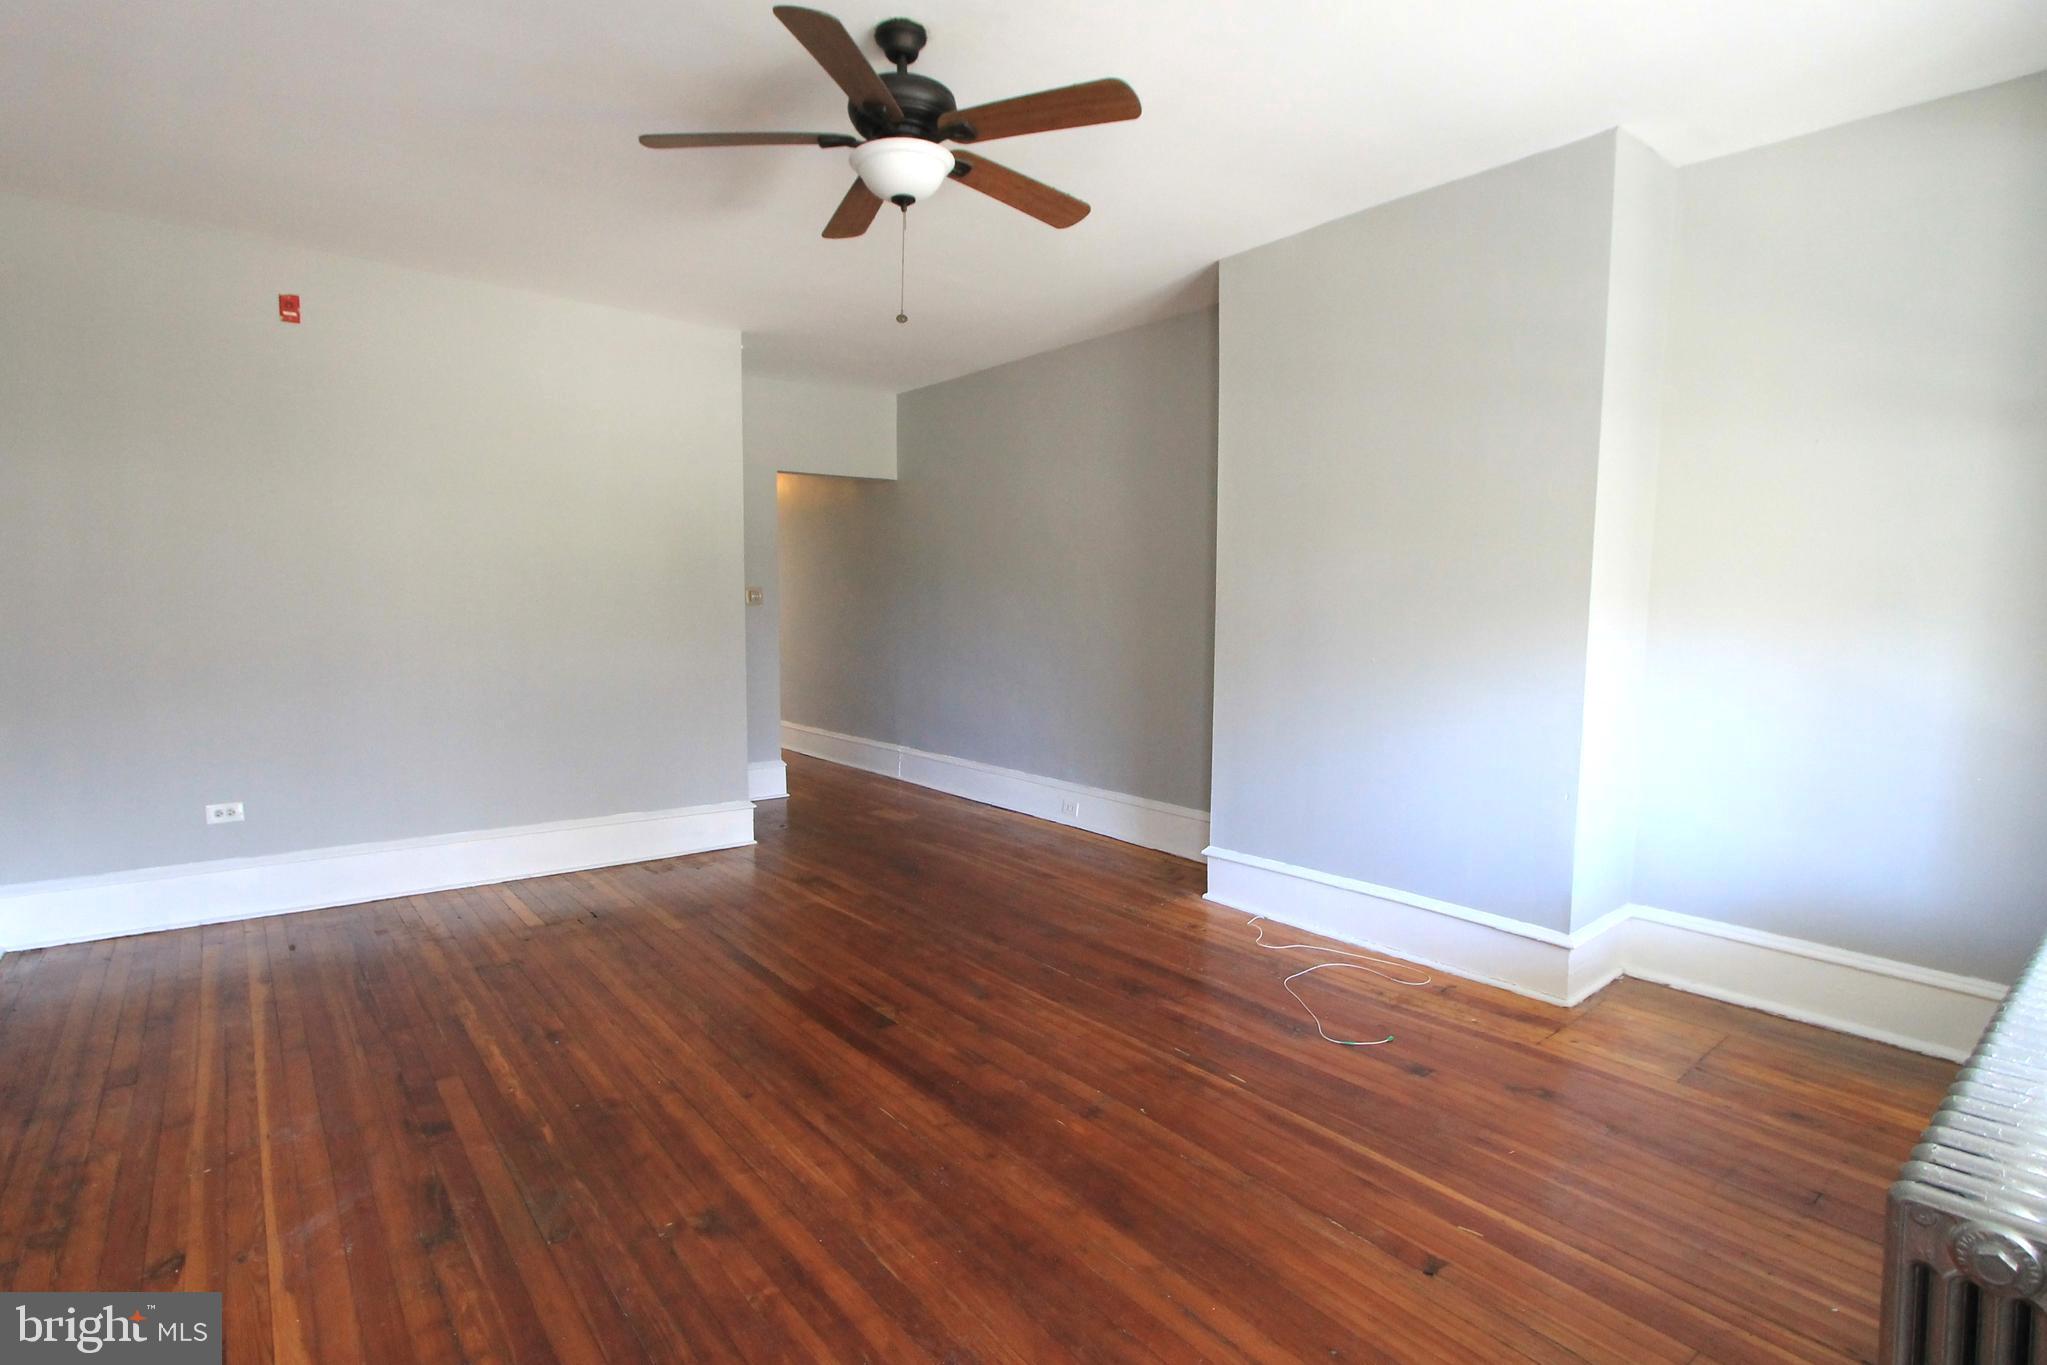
741, 372, 895, 767
779, 308, 1219, 811
1637, 72, 2047, 980
1, 192, 748, 885
1210, 135, 1620, 933
778, 471, 904, 749
11, 68, 2033, 991
1569, 133, 1677, 932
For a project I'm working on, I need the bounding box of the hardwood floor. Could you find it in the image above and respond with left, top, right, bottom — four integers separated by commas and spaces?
0, 754, 1952, 1363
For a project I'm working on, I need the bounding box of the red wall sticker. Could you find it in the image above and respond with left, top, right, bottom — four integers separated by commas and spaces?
278, 294, 301, 324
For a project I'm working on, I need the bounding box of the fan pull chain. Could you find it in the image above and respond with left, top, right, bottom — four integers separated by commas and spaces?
896, 205, 909, 324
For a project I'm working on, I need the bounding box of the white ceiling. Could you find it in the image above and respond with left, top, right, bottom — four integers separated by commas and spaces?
4, 0, 2043, 391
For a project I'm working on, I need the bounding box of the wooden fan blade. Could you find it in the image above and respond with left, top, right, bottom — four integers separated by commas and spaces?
773, 6, 904, 124
638, 131, 857, 149
822, 179, 884, 238
950, 151, 1090, 228
939, 78, 1140, 143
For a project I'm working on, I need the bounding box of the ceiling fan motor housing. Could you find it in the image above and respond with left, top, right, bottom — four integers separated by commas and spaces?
850, 68, 957, 141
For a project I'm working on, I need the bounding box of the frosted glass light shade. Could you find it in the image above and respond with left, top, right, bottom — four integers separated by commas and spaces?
849, 137, 955, 205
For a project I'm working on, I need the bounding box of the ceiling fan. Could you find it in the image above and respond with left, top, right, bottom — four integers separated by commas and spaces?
638, 6, 1141, 239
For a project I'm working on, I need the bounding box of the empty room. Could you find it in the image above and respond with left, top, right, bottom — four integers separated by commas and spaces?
3, 0, 2045, 1360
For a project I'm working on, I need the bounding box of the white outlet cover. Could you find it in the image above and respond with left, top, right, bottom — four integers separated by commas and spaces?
1059, 798, 1081, 818
206, 801, 245, 824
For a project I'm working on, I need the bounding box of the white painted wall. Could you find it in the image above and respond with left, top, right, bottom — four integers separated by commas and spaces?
0, 192, 749, 888
1636, 72, 2047, 981
740, 371, 895, 773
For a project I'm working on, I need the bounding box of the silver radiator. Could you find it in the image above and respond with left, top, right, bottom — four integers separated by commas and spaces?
1881, 947, 2046, 1365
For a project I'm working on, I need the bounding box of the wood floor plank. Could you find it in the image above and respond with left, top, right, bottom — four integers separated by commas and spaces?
140, 928, 206, 1291
216, 923, 276, 1361
720, 802, 1875, 1358
0, 939, 123, 1290
695, 839, 1801, 1358
0, 753, 1956, 1362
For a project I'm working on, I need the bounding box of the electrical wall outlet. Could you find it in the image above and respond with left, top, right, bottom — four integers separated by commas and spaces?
206, 801, 245, 825
1059, 797, 1081, 819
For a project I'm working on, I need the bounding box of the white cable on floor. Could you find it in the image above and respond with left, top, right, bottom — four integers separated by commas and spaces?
1245, 914, 1432, 1047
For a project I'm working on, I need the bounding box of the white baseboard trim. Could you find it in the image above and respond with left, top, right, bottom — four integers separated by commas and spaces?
783, 723, 902, 780
782, 721, 1210, 861
748, 760, 789, 801
1202, 846, 2004, 1061
0, 801, 757, 953
1622, 905, 2003, 1062
1563, 914, 1631, 1009
1203, 847, 1582, 1004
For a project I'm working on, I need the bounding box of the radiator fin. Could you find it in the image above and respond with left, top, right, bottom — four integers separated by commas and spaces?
1881, 943, 2047, 1365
